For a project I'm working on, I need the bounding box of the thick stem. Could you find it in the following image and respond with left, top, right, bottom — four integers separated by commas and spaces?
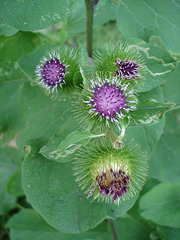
85, 0, 94, 57
109, 219, 118, 240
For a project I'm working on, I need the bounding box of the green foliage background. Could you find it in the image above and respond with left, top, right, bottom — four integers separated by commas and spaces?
0, 0, 180, 239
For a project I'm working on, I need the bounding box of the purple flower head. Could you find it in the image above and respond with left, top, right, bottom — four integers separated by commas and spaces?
83, 77, 137, 129
35, 51, 69, 93
115, 58, 142, 82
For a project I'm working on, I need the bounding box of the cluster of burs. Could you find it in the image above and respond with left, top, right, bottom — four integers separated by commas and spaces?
35, 43, 148, 204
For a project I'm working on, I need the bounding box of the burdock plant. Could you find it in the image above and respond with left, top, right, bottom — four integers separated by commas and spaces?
1, 0, 178, 238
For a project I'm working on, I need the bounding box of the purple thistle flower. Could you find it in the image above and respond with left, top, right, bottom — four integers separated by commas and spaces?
83, 77, 137, 129
115, 58, 142, 82
35, 51, 69, 93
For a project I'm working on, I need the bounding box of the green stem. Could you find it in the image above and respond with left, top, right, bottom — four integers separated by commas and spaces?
109, 219, 118, 240
85, 0, 94, 57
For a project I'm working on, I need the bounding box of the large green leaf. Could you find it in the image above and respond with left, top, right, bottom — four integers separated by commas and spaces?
0, 0, 75, 31
0, 32, 43, 82
0, 32, 46, 141
16, 83, 79, 149
131, 100, 175, 126
0, 80, 25, 133
149, 110, 180, 183
0, 24, 18, 37
139, 182, 180, 228
125, 86, 165, 157
40, 131, 105, 163
138, 86, 164, 103
156, 226, 180, 240
6, 209, 109, 240
125, 118, 165, 157
163, 63, 180, 104
149, 64, 180, 183
127, 177, 160, 219
0, 147, 22, 214
7, 168, 24, 198
22, 142, 138, 233
107, 215, 151, 240
117, 0, 180, 53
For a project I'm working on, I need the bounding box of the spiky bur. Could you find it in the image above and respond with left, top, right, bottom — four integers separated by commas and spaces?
35, 47, 82, 94
93, 42, 145, 85
73, 76, 137, 131
74, 142, 148, 204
